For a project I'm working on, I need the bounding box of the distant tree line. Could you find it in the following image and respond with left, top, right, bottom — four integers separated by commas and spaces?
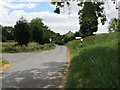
53, 31, 82, 45
1, 17, 119, 46
55, 17, 120, 45
0, 25, 14, 42
0, 17, 56, 46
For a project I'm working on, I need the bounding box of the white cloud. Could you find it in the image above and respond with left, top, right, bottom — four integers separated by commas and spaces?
0, 0, 36, 9
0, 6, 9, 25
96, 1, 118, 33
0, 0, 36, 25
0, 1, 118, 34
1, 10, 79, 34
104, 1, 118, 20
50, 2, 80, 15
3, 0, 50, 3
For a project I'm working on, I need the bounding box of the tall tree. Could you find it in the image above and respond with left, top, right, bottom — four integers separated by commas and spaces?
78, 2, 106, 36
30, 18, 44, 44
51, 0, 107, 36
32, 26, 43, 44
30, 18, 56, 44
14, 17, 30, 46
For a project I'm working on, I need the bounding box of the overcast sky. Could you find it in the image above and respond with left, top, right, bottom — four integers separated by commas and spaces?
0, 0, 118, 35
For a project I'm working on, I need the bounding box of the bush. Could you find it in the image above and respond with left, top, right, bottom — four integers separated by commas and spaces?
0, 58, 9, 67
63, 35, 74, 43
3, 45, 19, 53
2, 42, 56, 53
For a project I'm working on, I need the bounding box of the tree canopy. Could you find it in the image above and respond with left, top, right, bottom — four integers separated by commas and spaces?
78, 2, 106, 36
29, 18, 56, 44
51, 0, 119, 36
14, 17, 31, 46
30, 18, 44, 44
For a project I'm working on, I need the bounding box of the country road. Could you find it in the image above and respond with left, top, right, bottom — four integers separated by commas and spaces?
0, 46, 68, 88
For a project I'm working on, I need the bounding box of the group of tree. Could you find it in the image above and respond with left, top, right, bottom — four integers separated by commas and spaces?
1, 17, 56, 46
54, 31, 82, 45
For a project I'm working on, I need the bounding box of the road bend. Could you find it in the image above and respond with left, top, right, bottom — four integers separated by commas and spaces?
0, 46, 68, 88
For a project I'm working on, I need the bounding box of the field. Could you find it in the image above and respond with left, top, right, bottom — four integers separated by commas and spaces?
0, 42, 56, 53
66, 32, 119, 88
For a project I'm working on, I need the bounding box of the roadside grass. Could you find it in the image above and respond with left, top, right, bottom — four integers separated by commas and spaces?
66, 32, 119, 88
0, 58, 9, 68
1, 42, 56, 53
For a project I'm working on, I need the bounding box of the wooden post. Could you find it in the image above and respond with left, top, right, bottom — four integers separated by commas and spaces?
80, 38, 83, 47
75, 37, 83, 47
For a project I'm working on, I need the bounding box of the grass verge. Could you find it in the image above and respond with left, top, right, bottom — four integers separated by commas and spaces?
65, 32, 119, 88
1, 42, 56, 53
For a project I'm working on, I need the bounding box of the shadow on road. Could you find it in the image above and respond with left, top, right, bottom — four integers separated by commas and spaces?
2, 61, 67, 89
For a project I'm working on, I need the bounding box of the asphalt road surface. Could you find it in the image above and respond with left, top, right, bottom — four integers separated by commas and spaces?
0, 46, 68, 89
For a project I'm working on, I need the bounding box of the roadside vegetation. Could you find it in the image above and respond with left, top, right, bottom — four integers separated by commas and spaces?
1, 42, 55, 53
0, 58, 9, 68
0, 17, 56, 45
65, 32, 119, 88
0, 17, 57, 53
0, 58, 10, 72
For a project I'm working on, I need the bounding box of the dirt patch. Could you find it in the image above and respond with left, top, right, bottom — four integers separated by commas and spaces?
59, 49, 71, 88
0, 64, 10, 72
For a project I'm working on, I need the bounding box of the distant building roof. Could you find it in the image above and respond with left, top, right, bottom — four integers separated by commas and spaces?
65, 31, 73, 36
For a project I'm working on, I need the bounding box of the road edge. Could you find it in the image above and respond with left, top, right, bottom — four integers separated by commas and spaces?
58, 47, 71, 88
